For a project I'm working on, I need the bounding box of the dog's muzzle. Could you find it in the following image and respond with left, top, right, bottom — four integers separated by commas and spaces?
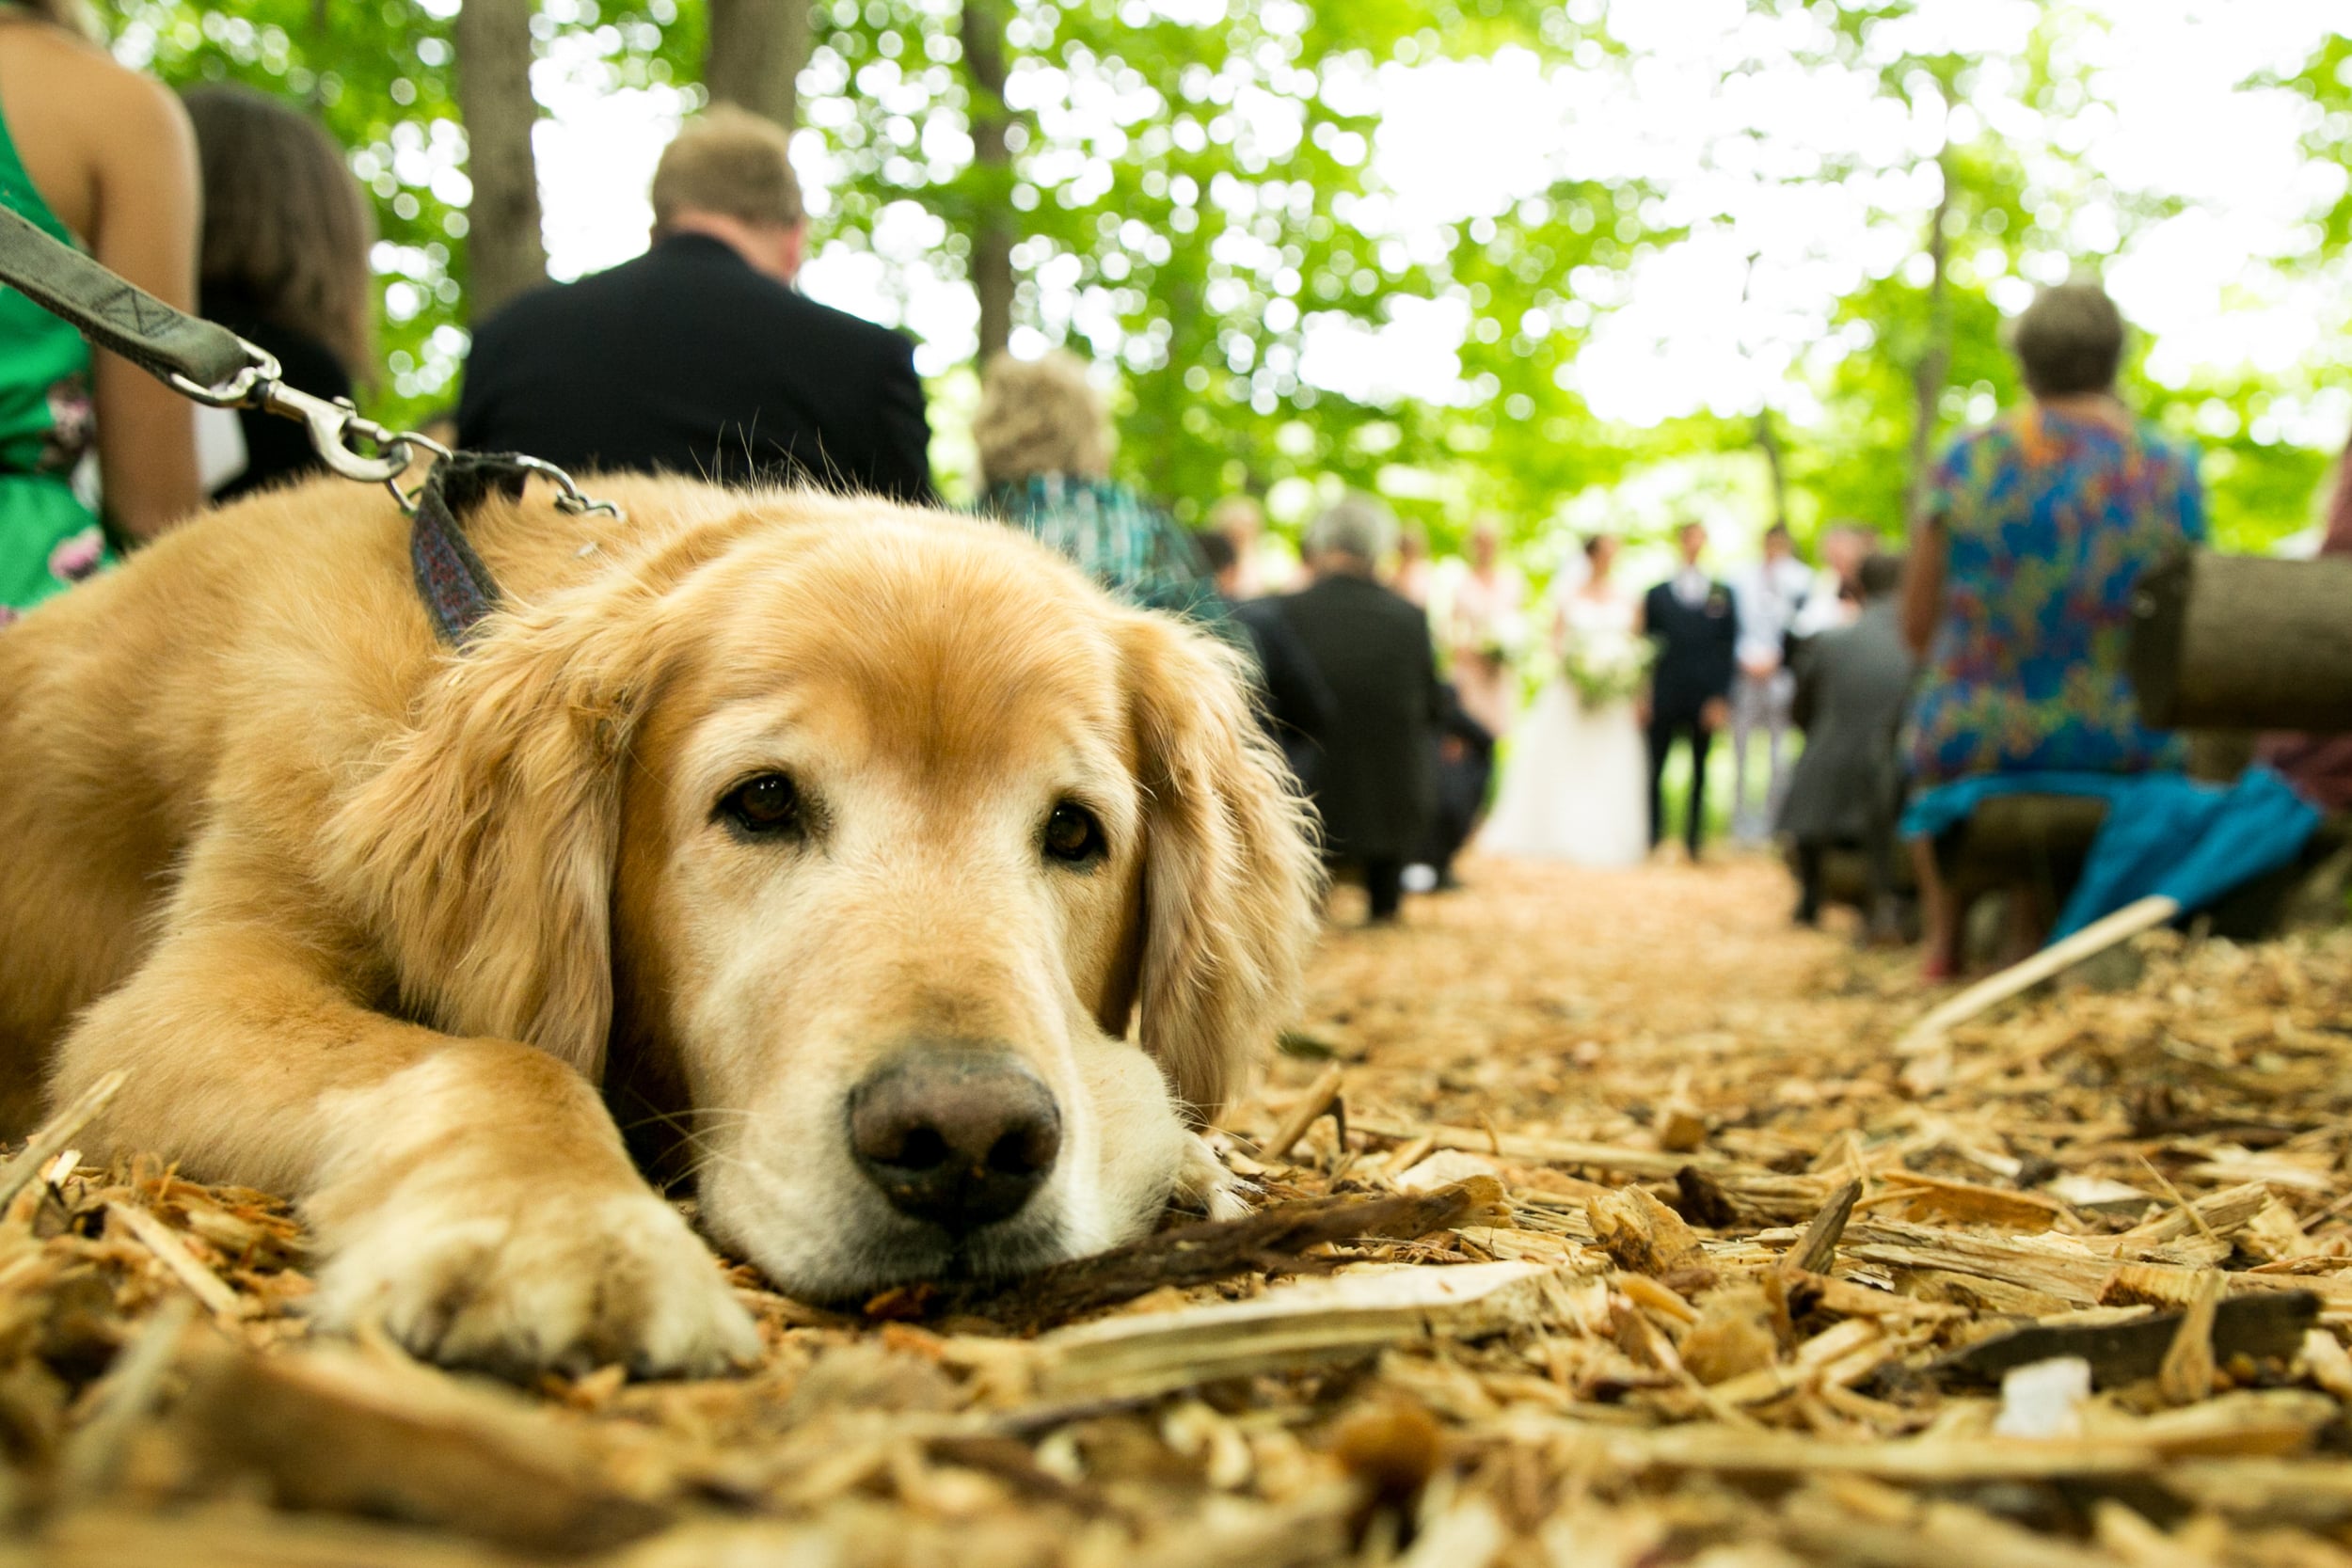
846, 1047, 1061, 1234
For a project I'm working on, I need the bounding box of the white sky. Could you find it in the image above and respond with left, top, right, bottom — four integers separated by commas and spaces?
532, 0, 2352, 451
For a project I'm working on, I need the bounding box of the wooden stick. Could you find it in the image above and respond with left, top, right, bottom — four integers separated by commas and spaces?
109, 1199, 244, 1319
1260, 1063, 1344, 1162
1029, 1259, 1561, 1401
1348, 1118, 1741, 1179
0, 1068, 125, 1212
1896, 895, 2180, 1055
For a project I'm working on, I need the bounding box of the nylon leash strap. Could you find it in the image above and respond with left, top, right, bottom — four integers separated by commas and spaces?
0, 202, 620, 643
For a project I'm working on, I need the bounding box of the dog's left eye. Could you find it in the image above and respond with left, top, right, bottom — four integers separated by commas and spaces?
718, 772, 803, 837
1042, 801, 1105, 865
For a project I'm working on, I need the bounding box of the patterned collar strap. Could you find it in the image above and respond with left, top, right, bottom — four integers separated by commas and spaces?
409, 451, 529, 645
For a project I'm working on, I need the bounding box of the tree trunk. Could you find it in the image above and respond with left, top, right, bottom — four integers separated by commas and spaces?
454, 0, 548, 322
704, 0, 811, 130
1903, 150, 1953, 530
961, 0, 1014, 364
2129, 551, 2352, 732
1754, 407, 1788, 533
1736, 254, 1788, 533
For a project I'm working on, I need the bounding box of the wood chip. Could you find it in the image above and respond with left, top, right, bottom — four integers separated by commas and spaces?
1260, 1063, 1344, 1162
106, 1200, 242, 1319
0, 1069, 125, 1213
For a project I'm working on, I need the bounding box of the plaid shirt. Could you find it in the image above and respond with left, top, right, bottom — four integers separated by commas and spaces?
977, 473, 1240, 643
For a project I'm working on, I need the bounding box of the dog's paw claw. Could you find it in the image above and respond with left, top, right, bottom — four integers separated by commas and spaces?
1174, 1132, 1257, 1222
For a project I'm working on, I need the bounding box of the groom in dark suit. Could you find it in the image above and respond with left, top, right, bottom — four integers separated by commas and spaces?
1643, 521, 1740, 860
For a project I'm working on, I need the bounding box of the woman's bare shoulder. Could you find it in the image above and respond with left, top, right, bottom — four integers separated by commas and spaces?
0, 19, 183, 132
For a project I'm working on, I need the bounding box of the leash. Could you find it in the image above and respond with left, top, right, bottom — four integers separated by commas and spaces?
0, 202, 620, 644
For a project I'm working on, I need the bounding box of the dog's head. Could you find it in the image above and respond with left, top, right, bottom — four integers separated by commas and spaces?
330, 489, 1320, 1300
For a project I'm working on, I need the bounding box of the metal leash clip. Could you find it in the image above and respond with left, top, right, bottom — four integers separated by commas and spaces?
167, 334, 623, 521
168, 341, 413, 486
505, 452, 625, 519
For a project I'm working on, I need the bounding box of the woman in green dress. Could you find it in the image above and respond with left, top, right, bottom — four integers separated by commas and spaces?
0, 1, 200, 622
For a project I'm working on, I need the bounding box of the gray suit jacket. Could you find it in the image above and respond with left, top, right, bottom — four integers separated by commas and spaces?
1776, 600, 1915, 843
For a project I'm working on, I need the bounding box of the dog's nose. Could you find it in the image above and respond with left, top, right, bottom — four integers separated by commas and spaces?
846, 1050, 1062, 1233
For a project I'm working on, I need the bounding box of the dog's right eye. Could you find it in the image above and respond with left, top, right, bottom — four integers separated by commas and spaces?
718, 772, 802, 837
1042, 801, 1106, 865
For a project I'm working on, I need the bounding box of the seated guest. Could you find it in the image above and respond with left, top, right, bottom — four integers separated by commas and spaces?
457, 106, 931, 501
1412, 682, 1494, 893
971, 350, 1222, 626
1210, 492, 1294, 598
1778, 551, 1912, 931
1274, 495, 1444, 925
183, 86, 373, 504
1196, 527, 1335, 792
1901, 281, 2204, 975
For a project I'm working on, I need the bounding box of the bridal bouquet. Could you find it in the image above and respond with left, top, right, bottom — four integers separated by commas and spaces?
1563, 625, 1652, 708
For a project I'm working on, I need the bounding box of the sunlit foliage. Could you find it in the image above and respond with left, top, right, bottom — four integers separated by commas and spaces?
87, 0, 2350, 555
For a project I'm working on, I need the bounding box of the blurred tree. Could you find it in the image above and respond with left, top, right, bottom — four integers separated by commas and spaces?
705, 0, 809, 127
100, 0, 474, 415
453, 0, 548, 317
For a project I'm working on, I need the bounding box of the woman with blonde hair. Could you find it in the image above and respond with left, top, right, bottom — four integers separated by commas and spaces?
0, 0, 200, 619
183, 85, 375, 502
971, 349, 1227, 626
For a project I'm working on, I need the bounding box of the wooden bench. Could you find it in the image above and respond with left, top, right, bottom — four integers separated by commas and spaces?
2130, 551, 2352, 733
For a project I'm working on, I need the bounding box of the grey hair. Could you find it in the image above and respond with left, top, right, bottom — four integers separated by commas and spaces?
972, 349, 1114, 488
2011, 281, 2125, 398
1305, 494, 1397, 566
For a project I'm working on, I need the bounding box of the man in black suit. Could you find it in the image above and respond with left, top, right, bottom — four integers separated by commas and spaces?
457, 107, 932, 502
1642, 520, 1740, 861
1194, 530, 1337, 796
1274, 497, 1443, 925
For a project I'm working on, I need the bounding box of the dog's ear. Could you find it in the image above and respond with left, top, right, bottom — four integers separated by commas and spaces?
1122, 612, 1323, 1122
324, 567, 676, 1083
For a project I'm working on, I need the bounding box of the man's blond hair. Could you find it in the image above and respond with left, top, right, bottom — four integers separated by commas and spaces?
651, 104, 803, 231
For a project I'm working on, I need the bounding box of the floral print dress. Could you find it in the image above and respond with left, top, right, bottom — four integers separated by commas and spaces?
1904, 404, 2204, 785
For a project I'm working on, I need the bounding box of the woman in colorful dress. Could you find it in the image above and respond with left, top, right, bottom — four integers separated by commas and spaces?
0, 1, 201, 622
1900, 281, 2205, 975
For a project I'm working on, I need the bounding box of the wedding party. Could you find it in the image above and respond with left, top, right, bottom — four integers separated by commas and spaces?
2, 0, 2351, 1563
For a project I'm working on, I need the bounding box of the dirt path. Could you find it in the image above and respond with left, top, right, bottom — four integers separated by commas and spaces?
1266, 851, 1901, 1163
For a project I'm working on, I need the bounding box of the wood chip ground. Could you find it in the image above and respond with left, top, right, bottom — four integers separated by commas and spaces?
4, 854, 2351, 1567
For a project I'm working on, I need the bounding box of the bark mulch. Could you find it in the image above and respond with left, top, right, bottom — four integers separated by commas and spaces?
3, 853, 2350, 1567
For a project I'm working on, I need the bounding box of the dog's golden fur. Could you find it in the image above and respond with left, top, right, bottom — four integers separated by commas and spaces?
0, 475, 1320, 1373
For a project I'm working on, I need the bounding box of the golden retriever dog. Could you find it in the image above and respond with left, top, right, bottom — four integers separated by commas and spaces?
0, 474, 1320, 1376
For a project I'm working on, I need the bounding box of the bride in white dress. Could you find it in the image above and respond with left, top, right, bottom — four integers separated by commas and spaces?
1478, 535, 1651, 865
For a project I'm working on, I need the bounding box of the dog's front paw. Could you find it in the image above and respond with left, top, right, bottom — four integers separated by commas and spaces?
1174, 1132, 1257, 1222
310, 1180, 761, 1379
